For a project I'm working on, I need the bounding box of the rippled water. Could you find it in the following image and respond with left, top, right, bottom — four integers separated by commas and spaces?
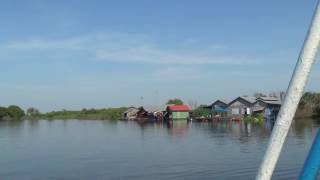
0, 119, 319, 180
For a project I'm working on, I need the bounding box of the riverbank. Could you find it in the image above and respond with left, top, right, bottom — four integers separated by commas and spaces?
2, 92, 320, 122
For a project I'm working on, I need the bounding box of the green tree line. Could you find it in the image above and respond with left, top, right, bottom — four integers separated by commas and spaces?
191, 106, 212, 118
296, 92, 320, 118
0, 105, 25, 120
32, 107, 128, 120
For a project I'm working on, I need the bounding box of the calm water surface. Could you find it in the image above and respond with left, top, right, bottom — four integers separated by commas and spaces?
0, 119, 319, 180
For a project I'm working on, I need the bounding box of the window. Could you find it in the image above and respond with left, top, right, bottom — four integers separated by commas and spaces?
232, 108, 239, 115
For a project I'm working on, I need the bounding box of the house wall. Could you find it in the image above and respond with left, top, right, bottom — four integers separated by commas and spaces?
172, 111, 189, 119
253, 101, 266, 112
210, 101, 227, 117
265, 104, 281, 120
211, 101, 227, 111
214, 101, 227, 108
212, 106, 227, 117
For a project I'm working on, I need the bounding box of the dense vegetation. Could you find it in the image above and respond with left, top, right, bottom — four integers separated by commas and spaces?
191, 106, 212, 118
32, 107, 128, 120
26, 107, 40, 116
0, 105, 25, 120
296, 92, 320, 118
243, 114, 264, 124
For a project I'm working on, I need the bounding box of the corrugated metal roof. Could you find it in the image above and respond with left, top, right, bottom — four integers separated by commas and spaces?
256, 97, 282, 105
212, 99, 229, 106
167, 105, 190, 112
253, 106, 265, 112
257, 97, 280, 101
240, 96, 257, 104
261, 100, 282, 105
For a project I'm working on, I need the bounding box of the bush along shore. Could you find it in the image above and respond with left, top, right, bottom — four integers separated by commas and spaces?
243, 114, 265, 124
30, 107, 128, 121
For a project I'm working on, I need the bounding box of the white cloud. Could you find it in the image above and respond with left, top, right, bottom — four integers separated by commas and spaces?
95, 46, 259, 65
2, 33, 264, 65
8, 38, 86, 50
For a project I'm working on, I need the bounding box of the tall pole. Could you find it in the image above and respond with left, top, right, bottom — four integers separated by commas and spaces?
256, 1, 320, 179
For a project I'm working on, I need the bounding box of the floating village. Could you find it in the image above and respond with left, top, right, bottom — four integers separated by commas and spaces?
122, 94, 285, 123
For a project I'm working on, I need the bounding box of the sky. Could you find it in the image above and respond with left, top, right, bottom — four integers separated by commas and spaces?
0, 0, 320, 112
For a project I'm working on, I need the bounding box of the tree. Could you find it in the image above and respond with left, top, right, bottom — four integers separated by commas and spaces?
0, 107, 8, 120
26, 107, 40, 116
313, 104, 320, 117
192, 107, 212, 118
7, 105, 25, 120
166, 98, 184, 105
297, 92, 320, 117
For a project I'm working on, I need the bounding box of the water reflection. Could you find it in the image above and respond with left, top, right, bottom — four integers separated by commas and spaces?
0, 119, 319, 180
132, 118, 320, 147
1, 119, 319, 144
0, 120, 26, 139
166, 121, 190, 137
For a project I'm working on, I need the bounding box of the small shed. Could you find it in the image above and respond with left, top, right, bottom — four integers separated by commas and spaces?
166, 105, 190, 120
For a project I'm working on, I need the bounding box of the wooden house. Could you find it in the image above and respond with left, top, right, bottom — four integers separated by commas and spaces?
253, 97, 282, 120
226, 96, 257, 119
166, 105, 190, 120
210, 100, 228, 117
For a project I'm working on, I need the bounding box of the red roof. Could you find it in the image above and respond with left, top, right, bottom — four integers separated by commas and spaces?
167, 105, 190, 112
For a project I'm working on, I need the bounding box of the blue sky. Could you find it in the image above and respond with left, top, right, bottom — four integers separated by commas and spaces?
0, 0, 320, 112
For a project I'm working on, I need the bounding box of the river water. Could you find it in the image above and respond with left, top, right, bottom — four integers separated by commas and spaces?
0, 119, 319, 180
